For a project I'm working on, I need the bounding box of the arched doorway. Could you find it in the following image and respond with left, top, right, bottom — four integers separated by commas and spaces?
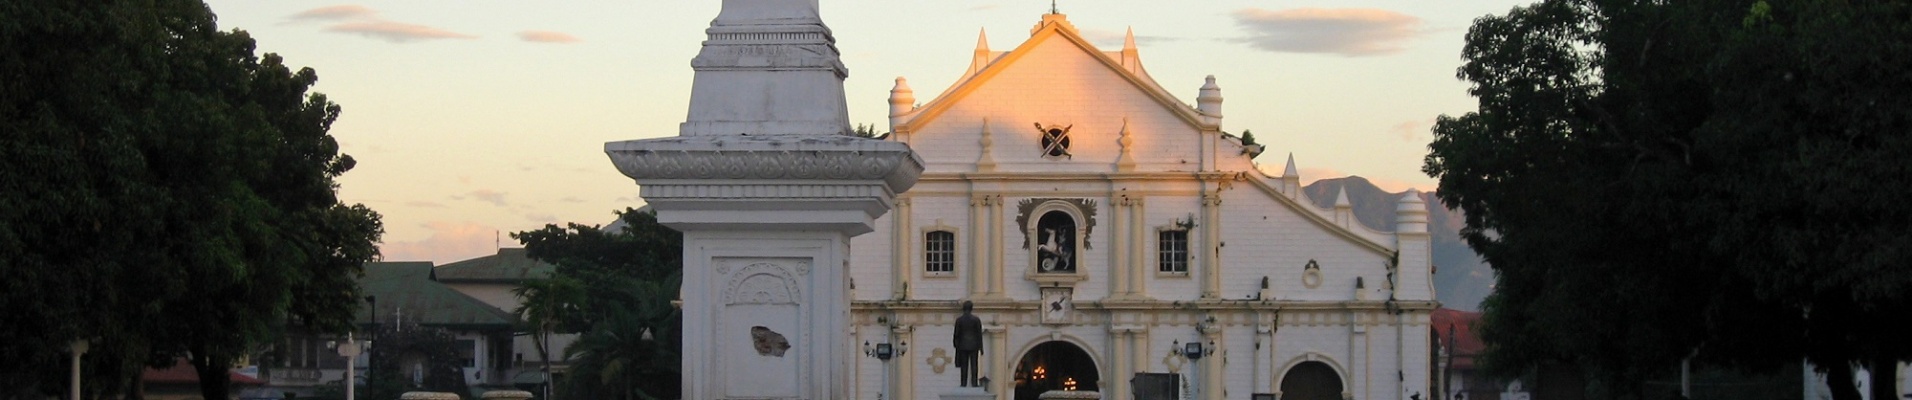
1013, 341, 1099, 399
1279, 361, 1345, 400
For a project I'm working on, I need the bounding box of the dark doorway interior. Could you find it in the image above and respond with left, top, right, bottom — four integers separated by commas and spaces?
1013, 341, 1100, 399
1279, 361, 1345, 400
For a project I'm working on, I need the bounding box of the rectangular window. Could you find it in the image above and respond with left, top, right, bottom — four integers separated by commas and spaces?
1159, 230, 1189, 273
457, 339, 477, 367
925, 231, 956, 274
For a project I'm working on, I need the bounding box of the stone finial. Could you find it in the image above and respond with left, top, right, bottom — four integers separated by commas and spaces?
1116, 117, 1137, 172
969, 29, 993, 76
978, 118, 997, 172
1197, 75, 1223, 120
1282, 153, 1302, 196
1395, 189, 1429, 234
1334, 185, 1352, 209
1120, 27, 1140, 71
890, 77, 914, 131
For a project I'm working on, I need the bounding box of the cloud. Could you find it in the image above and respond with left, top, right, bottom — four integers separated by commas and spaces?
1231, 8, 1423, 57
466, 189, 508, 206
287, 5, 377, 21
377, 221, 500, 264
517, 30, 582, 44
525, 213, 558, 223
560, 196, 586, 203
404, 200, 447, 209
289, 5, 475, 43
1080, 28, 1186, 49
328, 20, 477, 43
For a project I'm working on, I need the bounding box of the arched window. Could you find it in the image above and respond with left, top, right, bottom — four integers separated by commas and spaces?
925, 230, 956, 274
1035, 211, 1077, 273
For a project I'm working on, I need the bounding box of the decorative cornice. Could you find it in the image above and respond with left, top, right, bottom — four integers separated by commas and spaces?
606, 135, 924, 193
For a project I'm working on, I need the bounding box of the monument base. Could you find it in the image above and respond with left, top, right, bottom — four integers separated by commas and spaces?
941, 386, 994, 400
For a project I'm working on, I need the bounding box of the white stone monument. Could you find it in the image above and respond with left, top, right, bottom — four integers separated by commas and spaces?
605, 1, 921, 399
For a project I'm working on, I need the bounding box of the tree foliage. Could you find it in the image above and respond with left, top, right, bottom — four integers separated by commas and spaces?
513, 208, 682, 400
1425, 0, 1912, 398
0, 1, 382, 398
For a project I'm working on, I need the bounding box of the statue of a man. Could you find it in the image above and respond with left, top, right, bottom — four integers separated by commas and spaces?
953, 300, 983, 387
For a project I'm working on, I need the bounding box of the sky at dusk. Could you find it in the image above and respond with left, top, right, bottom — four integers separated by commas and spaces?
199, 0, 1535, 264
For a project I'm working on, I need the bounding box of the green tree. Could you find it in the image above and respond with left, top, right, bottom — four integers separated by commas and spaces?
513, 208, 682, 400
1425, 1, 1912, 399
852, 123, 886, 139
0, 1, 382, 398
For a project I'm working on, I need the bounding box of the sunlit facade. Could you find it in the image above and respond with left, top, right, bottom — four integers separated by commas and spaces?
846, 12, 1437, 400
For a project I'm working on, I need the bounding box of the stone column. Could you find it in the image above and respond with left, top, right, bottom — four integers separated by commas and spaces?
894, 325, 917, 400
1200, 193, 1223, 299
968, 195, 989, 299
987, 195, 1007, 299
1199, 323, 1224, 400
1107, 327, 1133, 399
1131, 328, 1151, 375
893, 197, 914, 300
1109, 196, 1130, 299
1127, 197, 1148, 298
604, 2, 922, 399
985, 325, 1010, 400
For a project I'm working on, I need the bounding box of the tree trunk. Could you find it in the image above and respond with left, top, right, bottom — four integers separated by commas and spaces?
1871, 356, 1899, 400
1825, 362, 1862, 400
190, 355, 232, 400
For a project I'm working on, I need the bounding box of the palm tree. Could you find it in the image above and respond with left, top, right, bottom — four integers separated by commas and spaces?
512, 276, 587, 397
562, 274, 681, 400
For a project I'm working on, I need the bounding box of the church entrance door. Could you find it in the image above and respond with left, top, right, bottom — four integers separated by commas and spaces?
1012, 341, 1099, 399
1279, 361, 1345, 400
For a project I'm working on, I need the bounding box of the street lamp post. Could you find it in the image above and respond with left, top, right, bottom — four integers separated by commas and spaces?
333, 333, 365, 400
68, 340, 87, 400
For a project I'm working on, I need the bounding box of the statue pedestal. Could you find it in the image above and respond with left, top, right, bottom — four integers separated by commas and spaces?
941, 386, 994, 400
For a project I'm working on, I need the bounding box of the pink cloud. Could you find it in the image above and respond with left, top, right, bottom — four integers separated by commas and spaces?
1232, 8, 1423, 56
327, 20, 476, 43
378, 221, 500, 264
287, 5, 377, 21
517, 30, 582, 44
289, 5, 475, 43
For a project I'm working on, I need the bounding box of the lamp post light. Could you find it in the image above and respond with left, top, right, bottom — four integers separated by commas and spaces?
331, 333, 367, 400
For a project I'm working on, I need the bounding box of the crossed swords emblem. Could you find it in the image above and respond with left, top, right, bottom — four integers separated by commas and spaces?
1034, 123, 1073, 157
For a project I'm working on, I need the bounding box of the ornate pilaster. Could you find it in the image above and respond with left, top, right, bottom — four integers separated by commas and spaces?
893, 325, 917, 400
985, 325, 1010, 400
893, 196, 914, 300
1199, 320, 1225, 400
1127, 196, 1149, 298
968, 195, 990, 299
987, 194, 1007, 299
1200, 192, 1223, 299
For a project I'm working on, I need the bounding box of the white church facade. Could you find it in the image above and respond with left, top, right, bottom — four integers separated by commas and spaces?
843, 12, 1437, 400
